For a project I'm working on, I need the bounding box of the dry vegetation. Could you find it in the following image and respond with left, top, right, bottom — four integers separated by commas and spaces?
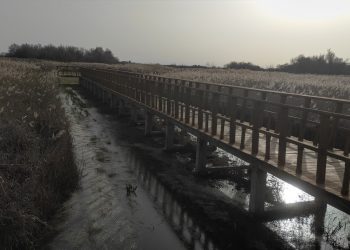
15, 60, 350, 100
80, 62, 350, 100
161, 68, 350, 99
107, 63, 350, 114
0, 58, 79, 249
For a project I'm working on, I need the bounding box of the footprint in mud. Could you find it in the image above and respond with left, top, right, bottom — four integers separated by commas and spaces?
125, 169, 135, 174
99, 146, 109, 153
90, 136, 99, 144
86, 222, 103, 242
107, 173, 117, 178
95, 167, 106, 174
95, 151, 110, 163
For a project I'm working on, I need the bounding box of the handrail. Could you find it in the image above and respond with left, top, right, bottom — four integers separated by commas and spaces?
77, 66, 350, 105
75, 67, 350, 121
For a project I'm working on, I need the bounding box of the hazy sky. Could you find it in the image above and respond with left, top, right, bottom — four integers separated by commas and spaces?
1, 0, 349, 67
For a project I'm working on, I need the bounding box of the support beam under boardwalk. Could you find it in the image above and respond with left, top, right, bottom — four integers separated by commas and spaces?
249, 166, 267, 214
260, 201, 324, 221
130, 105, 138, 123
165, 120, 174, 150
144, 112, 153, 136
117, 99, 126, 116
194, 137, 208, 173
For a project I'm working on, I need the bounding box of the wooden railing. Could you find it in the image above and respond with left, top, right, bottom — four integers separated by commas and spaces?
59, 66, 350, 198
57, 66, 81, 77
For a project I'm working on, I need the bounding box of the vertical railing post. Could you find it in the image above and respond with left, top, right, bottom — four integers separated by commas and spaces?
265, 114, 272, 161
278, 104, 289, 167
197, 89, 204, 130
252, 100, 264, 155
316, 113, 331, 185
158, 79, 163, 112
240, 89, 249, 123
329, 102, 343, 150
341, 135, 350, 195
211, 92, 219, 136
229, 95, 237, 145
166, 80, 172, 115
174, 81, 180, 119
185, 82, 191, 124
296, 97, 311, 175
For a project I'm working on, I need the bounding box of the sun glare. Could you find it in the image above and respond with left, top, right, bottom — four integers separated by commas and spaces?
257, 0, 350, 22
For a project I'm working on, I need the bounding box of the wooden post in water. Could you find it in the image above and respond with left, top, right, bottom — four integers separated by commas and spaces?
110, 94, 116, 108
99, 87, 103, 101
194, 136, 208, 173
249, 166, 267, 214
102, 89, 106, 104
130, 105, 138, 123
117, 99, 125, 116
145, 112, 153, 136
312, 199, 327, 236
96, 86, 100, 99
341, 161, 350, 196
165, 120, 174, 150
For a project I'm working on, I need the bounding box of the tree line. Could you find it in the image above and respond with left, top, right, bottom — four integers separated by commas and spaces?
3, 44, 350, 75
225, 50, 350, 75
5, 43, 119, 64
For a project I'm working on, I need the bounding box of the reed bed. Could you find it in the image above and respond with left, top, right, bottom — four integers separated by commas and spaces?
0, 58, 79, 249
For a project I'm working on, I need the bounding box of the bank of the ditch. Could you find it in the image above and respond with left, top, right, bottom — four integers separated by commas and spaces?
0, 59, 79, 249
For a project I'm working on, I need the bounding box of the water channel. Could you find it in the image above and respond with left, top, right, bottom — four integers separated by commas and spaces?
46, 85, 349, 250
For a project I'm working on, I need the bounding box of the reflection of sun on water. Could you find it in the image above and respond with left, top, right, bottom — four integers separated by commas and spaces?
280, 181, 314, 203
267, 176, 350, 248
257, 0, 350, 22
267, 174, 314, 204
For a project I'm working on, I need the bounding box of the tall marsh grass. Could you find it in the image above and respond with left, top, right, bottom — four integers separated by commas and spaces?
0, 58, 79, 249
105, 63, 350, 99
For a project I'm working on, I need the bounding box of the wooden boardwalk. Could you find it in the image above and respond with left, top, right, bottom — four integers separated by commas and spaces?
58, 66, 350, 214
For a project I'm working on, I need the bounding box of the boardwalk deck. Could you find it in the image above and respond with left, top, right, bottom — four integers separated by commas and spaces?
58, 66, 350, 214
